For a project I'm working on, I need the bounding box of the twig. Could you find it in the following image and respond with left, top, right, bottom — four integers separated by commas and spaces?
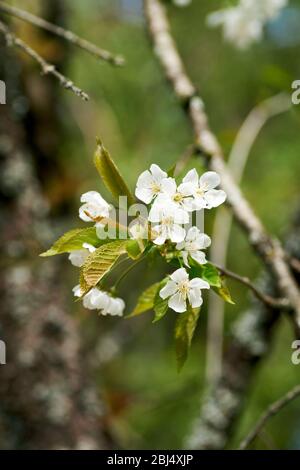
212, 262, 290, 311
0, 1, 124, 66
0, 21, 89, 101
144, 0, 300, 333
239, 385, 300, 449
206, 93, 291, 385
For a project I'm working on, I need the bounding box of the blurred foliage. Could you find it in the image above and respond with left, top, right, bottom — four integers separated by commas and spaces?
7, 0, 300, 449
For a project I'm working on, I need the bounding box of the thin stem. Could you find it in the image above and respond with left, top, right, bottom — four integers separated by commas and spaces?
239, 385, 300, 450
0, 21, 89, 101
212, 262, 290, 311
0, 1, 125, 66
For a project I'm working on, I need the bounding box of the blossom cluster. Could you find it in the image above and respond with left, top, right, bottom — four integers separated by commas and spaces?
207, 0, 288, 49
67, 163, 226, 317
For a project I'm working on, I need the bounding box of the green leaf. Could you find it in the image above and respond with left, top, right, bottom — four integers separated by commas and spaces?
167, 164, 176, 177
127, 282, 160, 318
126, 239, 146, 260
174, 306, 200, 371
40, 227, 102, 257
153, 278, 169, 323
94, 139, 135, 206
81, 240, 127, 293
191, 262, 222, 288
213, 278, 235, 305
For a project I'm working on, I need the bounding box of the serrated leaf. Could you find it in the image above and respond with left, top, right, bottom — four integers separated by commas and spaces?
213, 278, 235, 305
94, 139, 135, 206
126, 239, 146, 260
153, 278, 169, 323
174, 306, 200, 371
81, 240, 127, 292
40, 227, 102, 257
127, 282, 160, 318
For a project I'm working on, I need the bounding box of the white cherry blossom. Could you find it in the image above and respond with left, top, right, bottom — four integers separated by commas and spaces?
154, 177, 194, 213
135, 164, 168, 204
79, 191, 110, 227
176, 227, 211, 267
207, 0, 288, 49
68, 243, 96, 267
149, 204, 188, 245
73, 286, 125, 317
180, 169, 226, 210
159, 268, 210, 313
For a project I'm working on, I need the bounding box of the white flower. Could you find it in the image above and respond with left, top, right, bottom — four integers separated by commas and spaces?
68, 243, 96, 267
159, 268, 210, 313
207, 0, 288, 49
180, 169, 226, 210
154, 177, 194, 213
74, 286, 125, 317
176, 227, 211, 267
135, 164, 167, 204
129, 220, 148, 240
149, 204, 188, 245
79, 191, 110, 227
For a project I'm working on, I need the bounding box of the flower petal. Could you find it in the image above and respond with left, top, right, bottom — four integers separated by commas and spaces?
160, 177, 177, 196
189, 277, 210, 290
68, 249, 89, 267
190, 251, 207, 265
82, 243, 96, 253
188, 288, 203, 309
135, 186, 154, 204
160, 280, 178, 299
199, 171, 221, 190
197, 233, 211, 249
170, 267, 189, 283
182, 168, 199, 186
169, 224, 186, 243
205, 189, 227, 208
150, 164, 167, 182
168, 292, 187, 313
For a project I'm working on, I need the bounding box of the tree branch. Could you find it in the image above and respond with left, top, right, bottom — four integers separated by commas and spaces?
144, 0, 300, 333
0, 20, 89, 101
206, 93, 291, 385
239, 385, 300, 449
0, 1, 124, 66
213, 263, 290, 311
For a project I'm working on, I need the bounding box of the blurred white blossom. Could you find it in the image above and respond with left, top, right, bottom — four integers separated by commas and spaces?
79, 191, 110, 227
207, 0, 288, 49
73, 286, 125, 317
68, 243, 96, 267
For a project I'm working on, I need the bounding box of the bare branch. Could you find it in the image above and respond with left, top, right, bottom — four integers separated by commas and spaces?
0, 1, 124, 66
0, 21, 89, 101
144, 0, 300, 332
212, 262, 290, 311
206, 93, 291, 385
239, 385, 300, 449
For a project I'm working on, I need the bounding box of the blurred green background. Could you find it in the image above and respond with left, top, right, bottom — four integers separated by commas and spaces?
3, 0, 300, 449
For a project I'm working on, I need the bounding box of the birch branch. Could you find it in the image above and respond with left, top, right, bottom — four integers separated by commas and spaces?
206, 93, 291, 385
144, 0, 300, 332
0, 1, 124, 66
0, 21, 89, 101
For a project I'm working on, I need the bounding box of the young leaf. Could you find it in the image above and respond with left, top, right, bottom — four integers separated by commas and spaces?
174, 306, 200, 371
127, 282, 160, 318
167, 163, 176, 177
40, 227, 102, 257
81, 240, 127, 292
94, 139, 135, 206
126, 239, 146, 260
213, 278, 235, 305
191, 262, 222, 288
153, 278, 169, 323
